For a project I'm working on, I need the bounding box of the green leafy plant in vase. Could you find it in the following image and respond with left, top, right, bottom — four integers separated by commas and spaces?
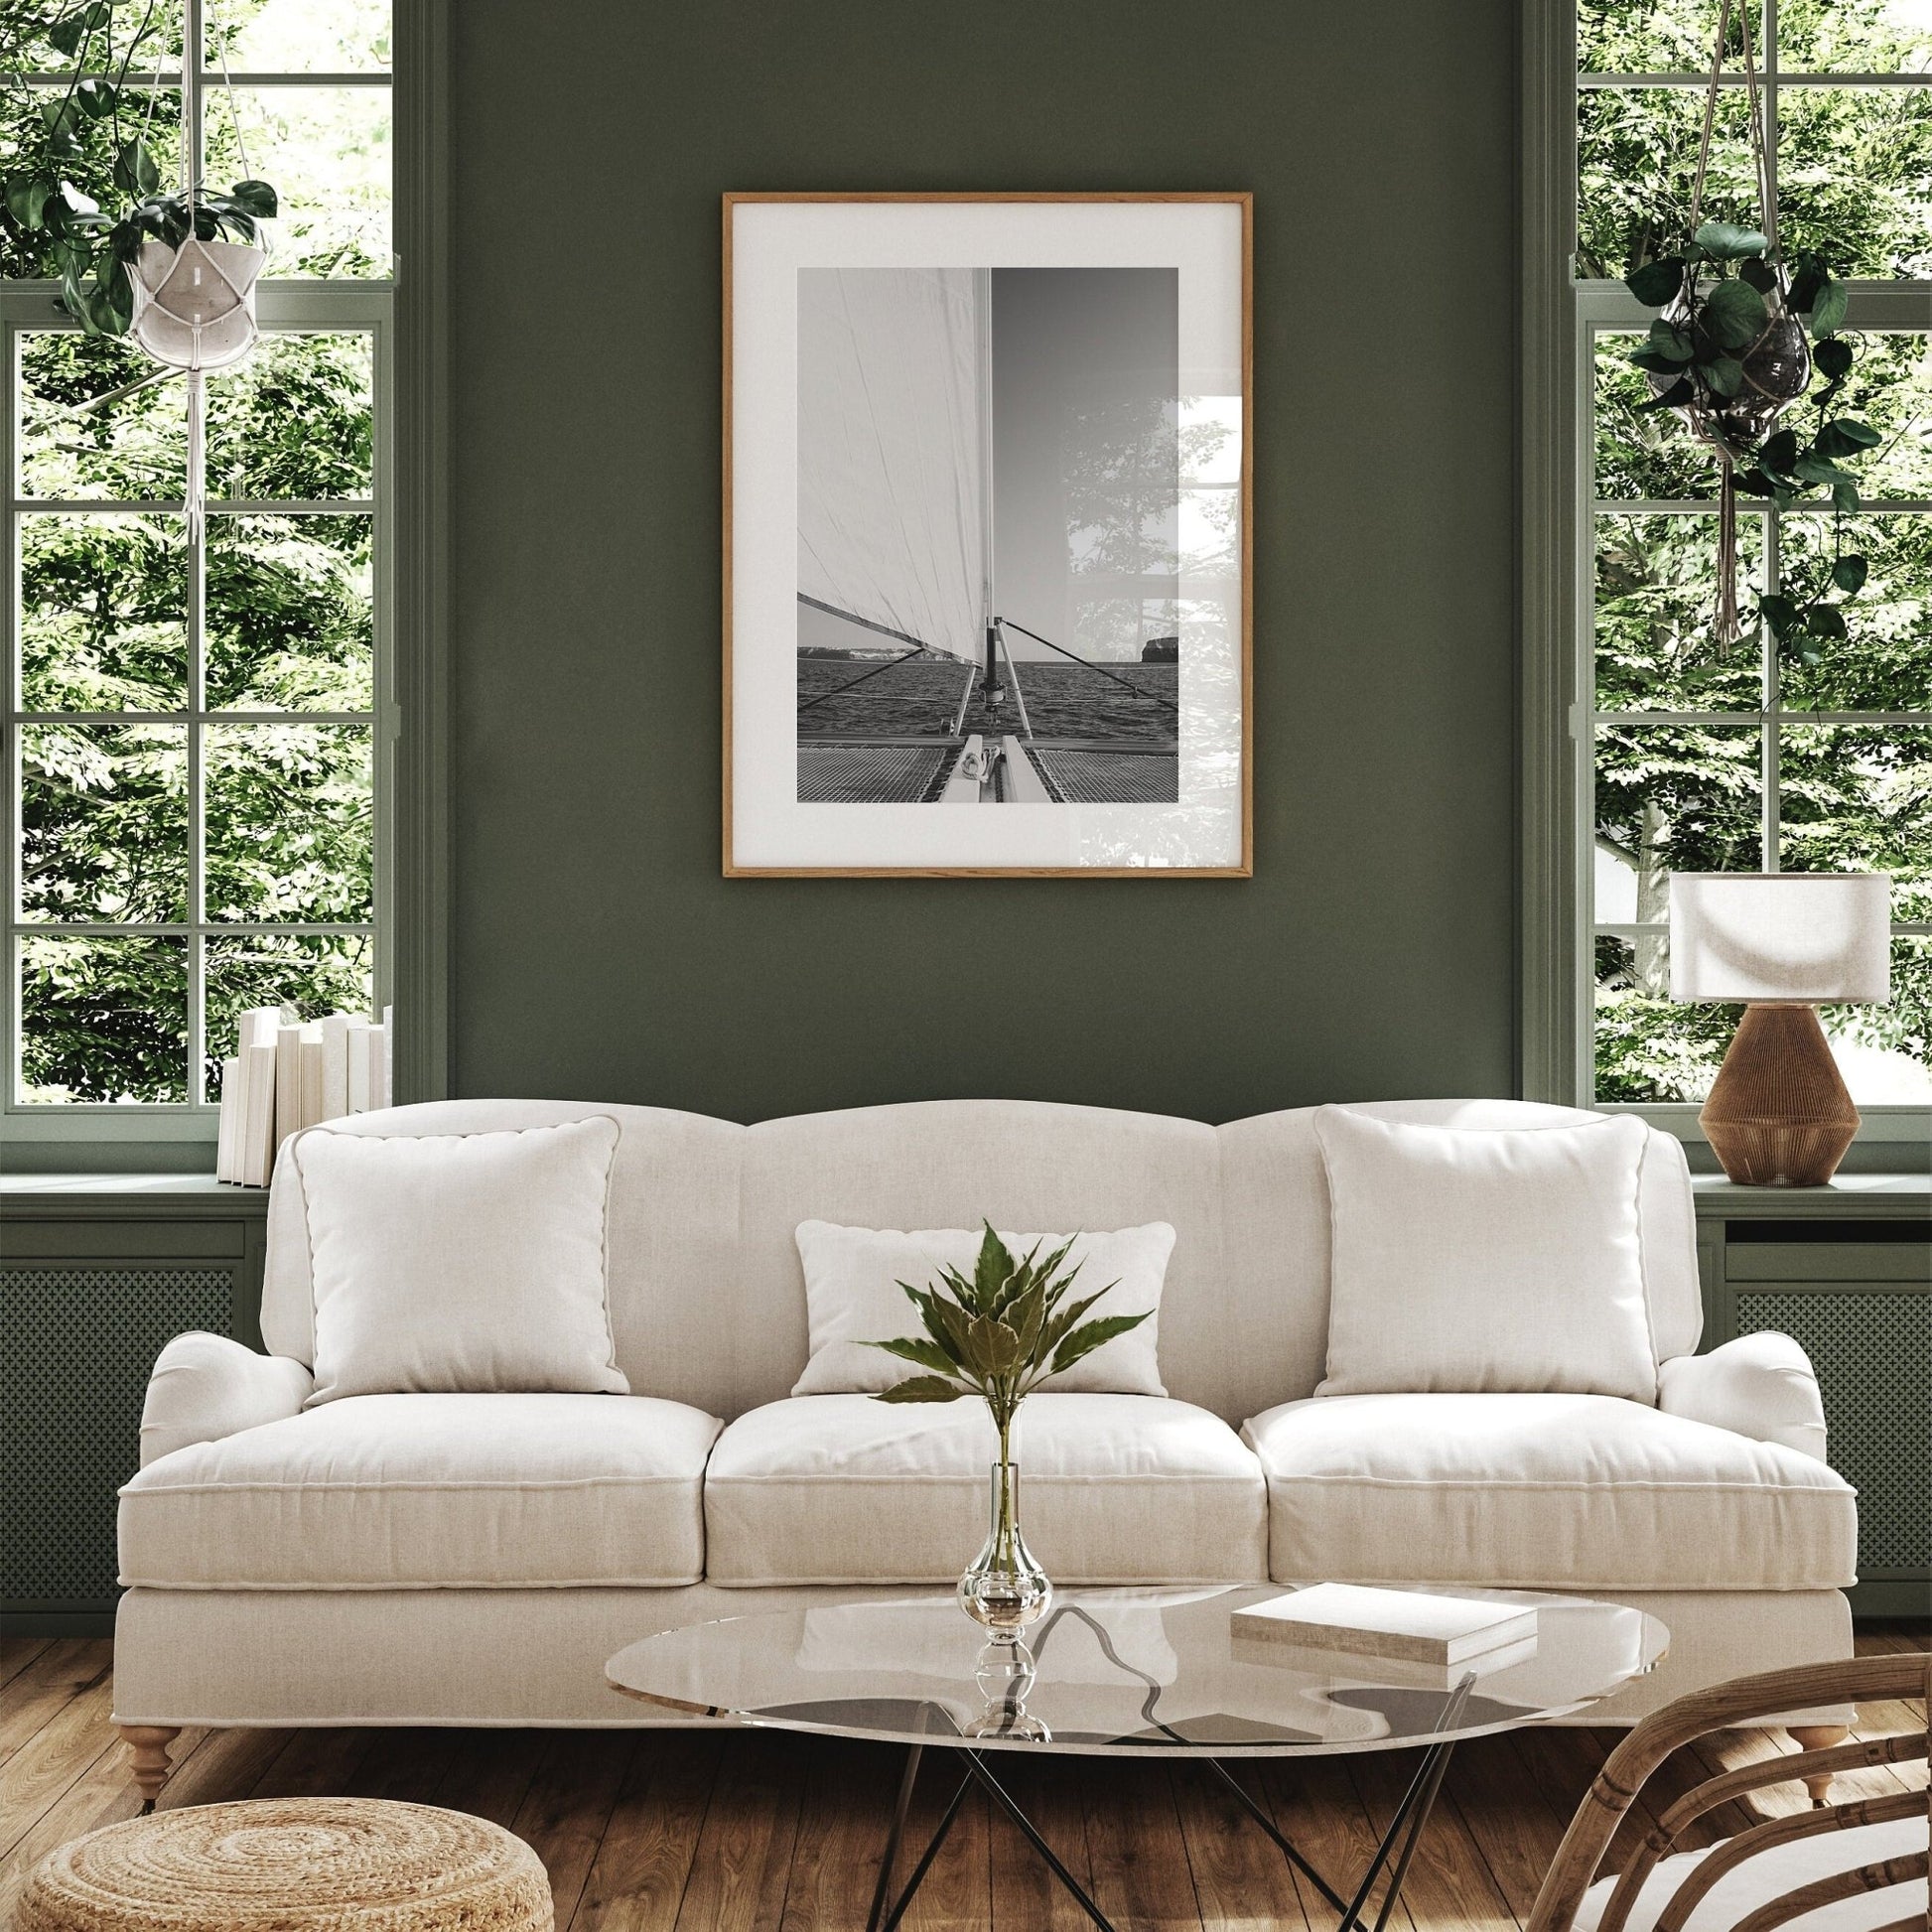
869, 1223, 1149, 1643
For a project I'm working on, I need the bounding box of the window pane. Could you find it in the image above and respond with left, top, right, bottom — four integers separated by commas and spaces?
1823, 938, 1932, 1104
1779, 516, 1932, 709
1777, 0, 1932, 74
1777, 87, 1932, 277
1579, 86, 1754, 279
1581, 0, 1754, 72
19, 724, 189, 921
206, 333, 373, 499
1596, 512, 1765, 710
204, 0, 391, 70
1833, 334, 1932, 501
1594, 336, 1722, 500
1780, 726, 1932, 918
203, 85, 389, 278
206, 724, 372, 921
0, 4, 185, 70
18, 934, 188, 1103
19, 513, 189, 711
1593, 931, 1734, 1101
19, 334, 188, 501
205, 931, 373, 1096
206, 512, 373, 711
1594, 724, 1763, 921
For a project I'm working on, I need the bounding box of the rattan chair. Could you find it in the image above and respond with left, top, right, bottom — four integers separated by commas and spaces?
1526, 1651, 1929, 1932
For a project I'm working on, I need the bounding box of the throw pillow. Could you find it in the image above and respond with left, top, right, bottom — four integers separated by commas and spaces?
294, 1117, 628, 1405
791, 1220, 1176, 1398
1311, 1107, 1657, 1401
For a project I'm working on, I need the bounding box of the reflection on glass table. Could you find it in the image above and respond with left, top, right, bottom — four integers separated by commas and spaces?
608, 1586, 1668, 1932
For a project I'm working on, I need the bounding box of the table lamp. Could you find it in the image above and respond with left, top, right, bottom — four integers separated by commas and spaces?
1669, 872, 1891, 1186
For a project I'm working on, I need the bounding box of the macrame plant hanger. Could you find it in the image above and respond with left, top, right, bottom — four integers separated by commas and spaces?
1688, 0, 1779, 642
124, 14, 266, 540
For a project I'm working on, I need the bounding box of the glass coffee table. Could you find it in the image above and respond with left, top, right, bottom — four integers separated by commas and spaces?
608, 1585, 1667, 1932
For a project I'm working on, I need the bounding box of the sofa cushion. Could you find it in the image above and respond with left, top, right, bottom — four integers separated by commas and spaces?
704, 1393, 1267, 1586
1311, 1107, 1658, 1402
1242, 1393, 1856, 1591
293, 1119, 628, 1405
1576, 1815, 1927, 1932
119, 1393, 721, 1588
790, 1219, 1174, 1397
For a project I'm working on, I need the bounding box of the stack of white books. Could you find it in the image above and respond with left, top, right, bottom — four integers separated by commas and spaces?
1230, 1584, 1540, 1684
215, 1004, 393, 1187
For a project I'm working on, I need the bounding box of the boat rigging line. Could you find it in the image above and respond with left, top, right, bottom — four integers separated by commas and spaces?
996, 619, 1180, 714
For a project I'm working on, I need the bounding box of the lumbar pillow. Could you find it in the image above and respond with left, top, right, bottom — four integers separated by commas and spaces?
294, 1117, 628, 1405
791, 1220, 1175, 1397
1311, 1107, 1657, 1402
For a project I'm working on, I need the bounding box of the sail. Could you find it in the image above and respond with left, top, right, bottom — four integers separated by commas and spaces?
797, 268, 985, 664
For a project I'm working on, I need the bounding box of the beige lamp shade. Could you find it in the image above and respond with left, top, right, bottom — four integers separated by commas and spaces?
1669, 872, 1891, 1004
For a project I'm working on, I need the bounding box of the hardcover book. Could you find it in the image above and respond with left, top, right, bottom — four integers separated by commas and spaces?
1229, 1585, 1538, 1667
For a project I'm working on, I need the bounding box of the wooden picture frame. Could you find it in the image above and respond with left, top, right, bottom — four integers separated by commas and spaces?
723, 192, 1253, 878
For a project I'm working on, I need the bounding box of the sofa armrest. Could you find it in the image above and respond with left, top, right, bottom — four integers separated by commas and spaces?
1657, 1331, 1829, 1461
139, 1331, 314, 1466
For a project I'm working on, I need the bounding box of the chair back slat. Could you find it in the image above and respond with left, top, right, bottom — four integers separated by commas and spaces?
1657, 1732, 1928, 1838
1525, 1652, 1930, 1932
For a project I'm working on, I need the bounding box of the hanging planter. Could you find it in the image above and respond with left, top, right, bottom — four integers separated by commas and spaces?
1618, 0, 1879, 655
129, 234, 264, 370
2, 0, 280, 534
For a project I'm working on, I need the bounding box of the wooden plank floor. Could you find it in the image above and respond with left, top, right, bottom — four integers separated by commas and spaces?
1, 1626, 1924, 1931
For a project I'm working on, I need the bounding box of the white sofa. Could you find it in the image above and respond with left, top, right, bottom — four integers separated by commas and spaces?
114, 1096, 1857, 1770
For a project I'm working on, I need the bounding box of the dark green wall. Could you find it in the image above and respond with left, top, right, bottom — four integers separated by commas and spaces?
448, 0, 1520, 1124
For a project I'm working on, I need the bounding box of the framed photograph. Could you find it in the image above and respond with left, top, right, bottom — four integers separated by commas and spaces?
724, 193, 1251, 877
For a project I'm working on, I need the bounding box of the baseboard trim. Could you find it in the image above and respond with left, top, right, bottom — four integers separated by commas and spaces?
2, 1608, 117, 1637
1849, 1579, 1932, 1620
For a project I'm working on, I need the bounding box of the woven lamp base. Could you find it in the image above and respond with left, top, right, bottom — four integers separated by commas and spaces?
13, 1798, 552, 1932
1699, 1002, 1860, 1187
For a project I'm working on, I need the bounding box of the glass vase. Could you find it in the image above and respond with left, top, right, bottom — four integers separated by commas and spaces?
958, 1457, 1051, 1637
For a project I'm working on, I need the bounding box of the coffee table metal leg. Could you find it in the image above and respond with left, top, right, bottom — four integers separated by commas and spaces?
868, 1743, 977, 1932
867, 1737, 1459, 1932
962, 1750, 1116, 1932
1333, 1740, 1459, 1932
1201, 1759, 1350, 1914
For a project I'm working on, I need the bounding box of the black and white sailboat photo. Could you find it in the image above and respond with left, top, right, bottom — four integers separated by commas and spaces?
796, 265, 1188, 804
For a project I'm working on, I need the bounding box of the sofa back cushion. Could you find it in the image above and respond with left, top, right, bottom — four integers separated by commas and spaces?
259, 1096, 1704, 1425
294, 1117, 629, 1404
1311, 1106, 1658, 1400
789, 1219, 1175, 1397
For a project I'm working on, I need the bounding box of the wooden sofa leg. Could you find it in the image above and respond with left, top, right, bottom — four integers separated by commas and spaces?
120, 1725, 181, 1812
1788, 1724, 1851, 1806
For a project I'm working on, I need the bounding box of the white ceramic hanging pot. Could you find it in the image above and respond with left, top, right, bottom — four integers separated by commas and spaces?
129, 236, 265, 372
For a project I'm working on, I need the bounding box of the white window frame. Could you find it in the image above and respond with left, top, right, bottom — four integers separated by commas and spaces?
2, 11, 401, 1149
1522, 0, 1932, 1158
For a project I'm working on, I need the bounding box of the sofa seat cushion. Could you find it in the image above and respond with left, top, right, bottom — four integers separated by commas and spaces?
704, 1393, 1267, 1587
1576, 1815, 1927, 1932
119, 1393, 722, 1589
1241, 1393, 1856, 1591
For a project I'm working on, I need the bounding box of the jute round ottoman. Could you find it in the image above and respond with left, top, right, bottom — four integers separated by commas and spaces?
12, 1798, 552, 1932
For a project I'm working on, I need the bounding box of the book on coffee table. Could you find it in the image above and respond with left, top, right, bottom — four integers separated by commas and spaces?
1230, 1584, 1538, 1667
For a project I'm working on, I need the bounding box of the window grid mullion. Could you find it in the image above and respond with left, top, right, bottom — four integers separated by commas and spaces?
1763, 501, 1782, 876
188, 487, 207, 1104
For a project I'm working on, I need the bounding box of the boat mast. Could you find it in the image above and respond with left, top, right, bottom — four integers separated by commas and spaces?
976, 268, 1003, 706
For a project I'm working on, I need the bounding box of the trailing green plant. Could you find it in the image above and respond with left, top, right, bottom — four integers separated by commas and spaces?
3, 0, 277, 337
1623, 222, 1880, 661
866, 1224, 1149, 1462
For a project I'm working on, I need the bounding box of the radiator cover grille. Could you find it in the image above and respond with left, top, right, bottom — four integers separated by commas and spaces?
1735, 1289, 1931, 1576
2, 1266, 231, 1603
